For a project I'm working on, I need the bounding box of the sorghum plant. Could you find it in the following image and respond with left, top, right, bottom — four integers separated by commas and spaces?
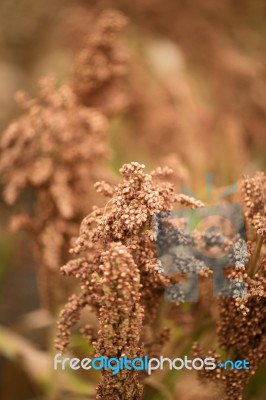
0, 78, 108, 311
93, 243, 144, 399
194, 172, 266, 400
73, 9, 131, 116
55, 162, 205, 398
0, 9, 131, 313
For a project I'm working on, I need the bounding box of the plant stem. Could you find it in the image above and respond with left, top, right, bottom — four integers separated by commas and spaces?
248, 235, 263, 278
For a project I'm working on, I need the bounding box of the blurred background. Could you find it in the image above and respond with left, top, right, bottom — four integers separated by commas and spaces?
0, 0, 265, 399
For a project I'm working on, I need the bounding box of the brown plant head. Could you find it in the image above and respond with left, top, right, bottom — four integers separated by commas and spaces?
0, 77, 109, 311
194, 172, 266, 400
56, 162, 204, 397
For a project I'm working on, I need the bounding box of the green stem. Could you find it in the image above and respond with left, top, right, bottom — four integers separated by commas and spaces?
248, 236, 263, 278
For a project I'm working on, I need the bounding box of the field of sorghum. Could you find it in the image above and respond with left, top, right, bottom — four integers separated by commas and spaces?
0, 1, 265, 399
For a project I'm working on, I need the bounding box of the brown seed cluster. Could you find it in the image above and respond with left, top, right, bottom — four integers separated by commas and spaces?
194, 173, 266, 400
73, 162, 180, 321
56, 162, 203, 397
73, 9, 131, 116
94, 243, 144, 400
243, 172, 266, 240
0, 77, 108, 311
0, 9, 134, 313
